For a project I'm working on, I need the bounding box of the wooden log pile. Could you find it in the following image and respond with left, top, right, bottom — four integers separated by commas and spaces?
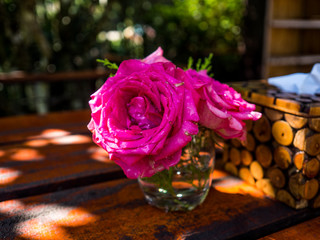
221, 81, 320, 209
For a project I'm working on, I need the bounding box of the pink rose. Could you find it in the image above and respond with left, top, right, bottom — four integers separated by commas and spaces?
88, 60, 199, 179
141, 47, 170, 64
186, 69, 261, 140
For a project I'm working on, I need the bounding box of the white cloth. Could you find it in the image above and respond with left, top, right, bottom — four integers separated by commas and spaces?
268, 63, 320, 95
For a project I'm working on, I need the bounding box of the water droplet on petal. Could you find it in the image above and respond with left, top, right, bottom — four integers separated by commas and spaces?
175, 82, 184, 87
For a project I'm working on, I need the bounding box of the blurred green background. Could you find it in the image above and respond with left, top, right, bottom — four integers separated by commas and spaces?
0, 0, 265, 116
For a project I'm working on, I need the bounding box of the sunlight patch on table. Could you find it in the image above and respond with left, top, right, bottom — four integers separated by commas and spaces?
50, 135, 91, 145
17, 204, 98, 240
88, 146, 111, 162
10, 148, 44, 161
0, 167, 21, 185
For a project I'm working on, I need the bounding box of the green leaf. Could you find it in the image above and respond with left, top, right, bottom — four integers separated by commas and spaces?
187, 56, 193, 69
96, 58, 118, 70
186, 53, 214, 77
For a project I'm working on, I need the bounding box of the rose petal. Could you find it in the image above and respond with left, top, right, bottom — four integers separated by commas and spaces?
141, 47, 171, 64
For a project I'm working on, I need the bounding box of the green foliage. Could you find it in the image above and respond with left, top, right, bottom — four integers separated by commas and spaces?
0, 0, 246, 116
0, 0, 245, 73
186, 54, 214, 77
96, 58, 118, 77
96, 59, 118, 70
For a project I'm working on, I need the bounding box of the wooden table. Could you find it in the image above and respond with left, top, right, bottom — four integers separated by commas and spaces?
1, 110, 320, 240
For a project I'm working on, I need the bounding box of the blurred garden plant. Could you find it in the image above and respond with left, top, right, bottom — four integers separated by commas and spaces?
0, 0, 245, 73
0, 0, 245, 117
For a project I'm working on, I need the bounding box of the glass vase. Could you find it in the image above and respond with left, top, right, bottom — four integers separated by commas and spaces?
138, 127, 215, 211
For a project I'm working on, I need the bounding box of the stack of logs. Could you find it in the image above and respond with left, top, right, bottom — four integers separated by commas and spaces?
223, 104, 320, 209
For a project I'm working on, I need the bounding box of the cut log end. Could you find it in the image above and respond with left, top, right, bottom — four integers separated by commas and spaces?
272, 120, 294, 146
224, 162, 238, 176
253, 115, 272, 143
239, 167, 255, 185
230, 147, 241, 166
241, 133, 256, 152
256, 178, 276, 198
293, 151, 306, 170
284, 113, 307, 129
265, 108, 284, 122
303, 158, 320, 178
276, 190, 297, 209
255, 144, 273, 168
241, 149, 253, 166
305, 134, 320, 156
293, 128, 312, 151
274, 146, 292, 170
250, 161, 264, 180
267, 167, 286, 189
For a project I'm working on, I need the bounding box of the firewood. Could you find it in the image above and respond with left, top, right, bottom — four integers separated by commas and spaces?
312, 194, 320, 208
255, 105, 263, 112
289, 172, 304, 200
284, 113, 307, 129
276, 189, 297, 209
293, 128, 312, 151
264, 108, 284, 121
239, 167, 255, 185
253, 115, 271, 143
256, 178, 276, 198
250, 161, 264, 180
305, 134, 320, 156
255, 144, 273, 168
267, 167, 286, 189
309, 106, 320, 132
230, 138, 241, 148
244, 120, 253, 132
272, 120, 294, 146
274, 146, 292, 169
241, 133, 256, 152
293, 151, 306, 171
300, 178, 319, 200
224, 162, 238, 176
309, 117, 320, 133
303, 158, 320, 178
288, 173, 319, 200
222, 144, 229, 163
230, 147, 241, 166
240, 149, 253, 166
275, 98, 301, 113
